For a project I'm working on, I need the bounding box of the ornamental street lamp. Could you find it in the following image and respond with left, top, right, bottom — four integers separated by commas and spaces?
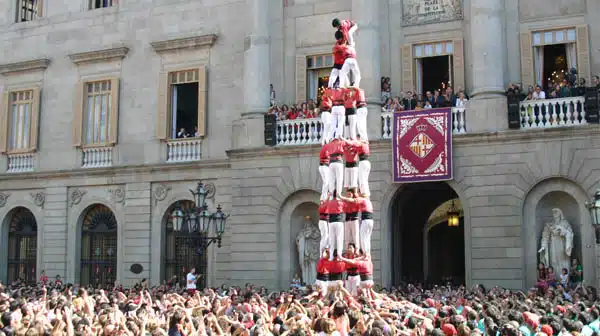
585, 190, 600, 243
172, 182, 228, 248
446, 200, 460, 227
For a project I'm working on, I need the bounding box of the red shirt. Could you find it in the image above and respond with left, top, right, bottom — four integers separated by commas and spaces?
332, 88, 344, 106
287, 111, 297, 120
319, 145, 330, 165
343, 88, 358, 109
357, 198, 373, 213
343, 141, 359, 163
356, 88, 366, 104
317, 258, 330, 275
321, 89, 334, 111
327, 139, 345, 156
344, 45, 356, 59
329, 259, 346, 274
358, 260, 373, 275
357, 141, 370, 157
319, 202, 328, 220
344, 199, 359, 214
333, 43, 346, 65
326, 198, 344, 215
338, 20, 355, 43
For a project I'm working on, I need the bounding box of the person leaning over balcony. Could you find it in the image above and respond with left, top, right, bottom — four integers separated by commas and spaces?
455, 92, 468, 108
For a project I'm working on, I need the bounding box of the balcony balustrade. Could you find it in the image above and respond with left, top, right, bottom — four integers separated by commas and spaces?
167, 138, 202, 163
7, 153, 35, 173
82, 147, 113, 168
518, 96, 587, 129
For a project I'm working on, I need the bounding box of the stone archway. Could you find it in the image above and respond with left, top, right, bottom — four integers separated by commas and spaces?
0, 207, 39, 284
522, 178, 596, 288
276, 189, 320, 289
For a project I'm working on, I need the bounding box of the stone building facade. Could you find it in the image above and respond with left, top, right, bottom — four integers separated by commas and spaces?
0, 0, 599, 290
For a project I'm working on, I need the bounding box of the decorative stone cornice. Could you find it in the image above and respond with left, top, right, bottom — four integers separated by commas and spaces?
68, 47, 129, 65
0, 59, 50, 75
150, 34, 217, 54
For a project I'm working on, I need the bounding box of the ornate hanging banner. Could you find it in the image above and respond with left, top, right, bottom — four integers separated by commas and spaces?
392, 108, 453, 183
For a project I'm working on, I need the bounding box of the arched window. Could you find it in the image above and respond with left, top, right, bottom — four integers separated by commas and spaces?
163, 200, 207, 289
7, 207, 37, 284
80, 204, 117, 286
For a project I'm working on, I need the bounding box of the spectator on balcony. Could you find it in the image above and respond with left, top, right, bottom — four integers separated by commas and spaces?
270, 84, 276, 106
436, 90, 451, 108
456, 86, 469, 99
381, 77, 391, 101
415, 101, 424, 110
446, 86, 457, 106
177, 128, 189, 138
287, 106, 298, 120
455, 92, 468, 108
532, 85, 546, 99
382, 97, 393, 111
559, 79, 573, 98
424, 100, 433, 109
592, 75, 600, 90
403, 91, 418, 110
424, 91, 435, 107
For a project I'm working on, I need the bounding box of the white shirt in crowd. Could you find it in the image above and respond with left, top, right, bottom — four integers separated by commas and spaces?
186, 272, 197, 289
455, 98, 468, 108
533, 91, 546, 99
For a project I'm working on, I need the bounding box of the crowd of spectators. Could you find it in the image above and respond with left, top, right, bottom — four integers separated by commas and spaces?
2, 272, 600, 336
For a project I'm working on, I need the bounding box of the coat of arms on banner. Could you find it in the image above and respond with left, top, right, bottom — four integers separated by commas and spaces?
392, 108, 453, 183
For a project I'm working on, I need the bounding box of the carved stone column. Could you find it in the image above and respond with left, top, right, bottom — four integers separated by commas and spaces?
351, 0, 382, 139
467, 0, 508, 133
233, 0, 271, 149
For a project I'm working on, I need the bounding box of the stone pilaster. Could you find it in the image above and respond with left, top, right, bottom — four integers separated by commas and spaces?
467, 0, 508, 133
43, 187, 68, 280
351, 0, 382, 139
123, 182, 151, 287
233, 0, 271, 149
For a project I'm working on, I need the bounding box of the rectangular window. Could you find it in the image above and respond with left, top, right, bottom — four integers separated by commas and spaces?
84, 80, 112, 145
169, 69, 200, 139
16, 0, 42, 22
89, 0, 112, 9
9, 90, 33, 150
306, 55, 333, 102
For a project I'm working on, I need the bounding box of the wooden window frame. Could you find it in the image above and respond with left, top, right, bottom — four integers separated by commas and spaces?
0, 86, 41, 154
156, 66, 208, 141
15, 0, 43, 23
89, 0, 113, 10
73, 78, 120, 148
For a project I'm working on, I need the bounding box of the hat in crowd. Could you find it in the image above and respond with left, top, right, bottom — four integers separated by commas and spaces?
425, 298, 436, 307
523, 312, 540, 330
555, 305, 566, 313
442, 324, 457, 336
541, 324, 553, 336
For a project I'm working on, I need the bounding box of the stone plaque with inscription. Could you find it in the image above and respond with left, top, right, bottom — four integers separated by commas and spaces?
403, 0, 463, 26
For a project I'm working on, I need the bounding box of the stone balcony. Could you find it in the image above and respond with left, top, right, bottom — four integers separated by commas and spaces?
166, 138, 202, 163
518, 96, 588, 129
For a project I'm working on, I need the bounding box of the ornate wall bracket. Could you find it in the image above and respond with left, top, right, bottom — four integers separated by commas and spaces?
204, 182, 216, 199
153, 184, 171, 205
0, 192, 11, 208
30, 192, 45, 208
109, 187, 126, 205
69, 189, 87, 207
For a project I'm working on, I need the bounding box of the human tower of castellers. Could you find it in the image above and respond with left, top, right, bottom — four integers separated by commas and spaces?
314, 18, 375, 297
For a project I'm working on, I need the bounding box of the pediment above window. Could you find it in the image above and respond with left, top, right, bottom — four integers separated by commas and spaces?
150, 34, 217, 54
0, 59, 50, 75
68, 47, 129, 65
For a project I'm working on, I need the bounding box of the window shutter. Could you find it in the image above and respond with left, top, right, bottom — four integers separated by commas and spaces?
197, 66, 207, 137
576, 25, 590, 83
108, 78, 120, 144
520, 32, 535, 89
295, 55, 306, 103
0, 91, 9, 153
73, 80, 84, 147
401, 45, 414, 93
29, 86, 41, 151
452, 39, 465, 91
156, 71, 169, 140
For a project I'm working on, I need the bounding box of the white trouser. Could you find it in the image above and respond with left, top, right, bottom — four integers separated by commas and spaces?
346, 114, 357, 139
320, 111, 332, 144
360, 219, 374, 255
358, 160, 371, 196
328, 221, 344, 260
345, 218, 360, 248
330, 106, 345, 139
318, 220, 329, 255
360, 279, 374, 288
315, 279, 328, 295
319, 165, 331, 201
346, 275, 360, 296
329, 161, 344, 195
328, 68, 340, 88
340, 58, 361, 88
356, 106, 368, 141
344, 166, 358, 189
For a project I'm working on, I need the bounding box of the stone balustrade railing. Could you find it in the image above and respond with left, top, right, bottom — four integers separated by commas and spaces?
519, 96, 587, 129
274, 107, 469, 146
7, 153, 35, 173
82, 147, 113, 168
167, 138, 202, 162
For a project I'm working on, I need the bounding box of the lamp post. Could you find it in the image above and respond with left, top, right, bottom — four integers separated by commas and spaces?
585, 190, 600, 244
447, 200, 460, 227
172, 182, 228, 248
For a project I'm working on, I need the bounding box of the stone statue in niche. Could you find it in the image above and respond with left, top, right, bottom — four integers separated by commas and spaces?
538, 208, 574, 274
296, 217, 321, 285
